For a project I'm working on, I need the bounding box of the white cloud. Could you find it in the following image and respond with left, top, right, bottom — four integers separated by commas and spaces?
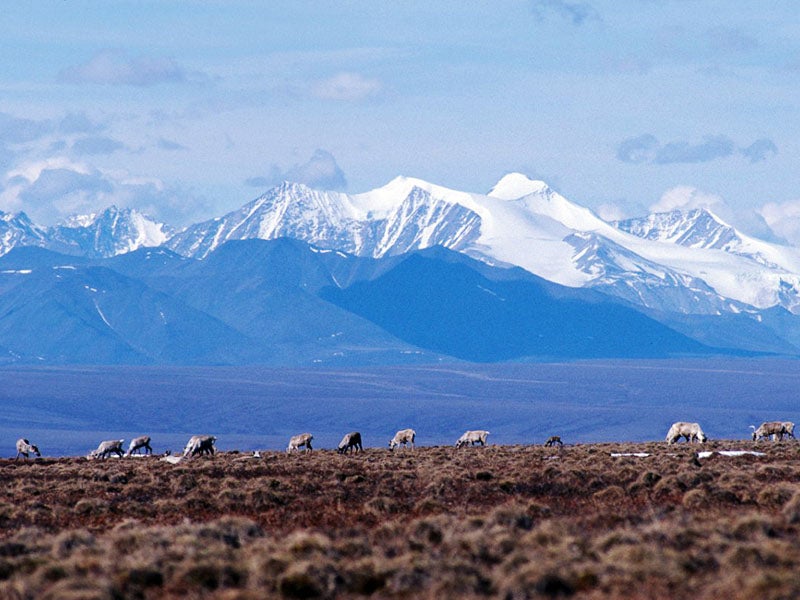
595, 202, 628, 222
649, 185, 782, 241
0, 159, 107, 221
650, 185, 725, 213
6, 157, 87, 181
71, 136, 126, 156
311, 72, 382, 101
59, 50, 187, 86
0, 158, 208, 226
617, 134, 777, 165
247, 149, 347, 191
0, 113, 53, 145
759, 200, 800, 246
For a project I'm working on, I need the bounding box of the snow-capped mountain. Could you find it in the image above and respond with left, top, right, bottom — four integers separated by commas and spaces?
164, 173, 800, 315
609, 207, 800, 312
613, 208, 789, 269
0, 206, 170, 259
48, 206, 172, 258
0, 211, 48, 255
167, 181, 482, 260
564, 231, 749, 315
5, 172, 800, 319
615, 208, 739, 249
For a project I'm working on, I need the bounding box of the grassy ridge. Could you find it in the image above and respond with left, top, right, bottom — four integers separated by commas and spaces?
1, 441, 800, 598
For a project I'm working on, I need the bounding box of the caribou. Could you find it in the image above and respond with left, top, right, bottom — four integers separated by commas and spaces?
89, 439, 125, 460
455, 430, 490, 448
337, 431, 363, 454
126, 435, 153, 457
15, 438, 40, 460
665, 422, 707, 444
389, 428, 416, 451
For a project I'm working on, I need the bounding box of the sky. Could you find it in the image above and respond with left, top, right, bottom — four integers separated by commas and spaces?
2, 1, 800, 243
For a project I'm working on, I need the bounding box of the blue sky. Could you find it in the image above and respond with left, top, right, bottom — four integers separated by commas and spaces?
2, 1, 800, 242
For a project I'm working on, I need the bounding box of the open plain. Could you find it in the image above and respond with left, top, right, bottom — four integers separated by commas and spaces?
2, 441, 800, 599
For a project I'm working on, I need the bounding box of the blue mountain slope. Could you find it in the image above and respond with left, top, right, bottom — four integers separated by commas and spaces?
103, 247, 190, 279
0, 250, 270, 364
639, 307, 799, 356
411, 246, 783, 356
0, 267, 148, 363
320, 252, 714, 361
117, 239, 440, 365
0, 246, 90, 270
0, 239, 767, 365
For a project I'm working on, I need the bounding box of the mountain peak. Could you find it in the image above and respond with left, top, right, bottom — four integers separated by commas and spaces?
614, 207, 742, 251
275, 180, 313, 193
48, 206, 171, 258
488, 173, 549, 200
684, 206, 731, 228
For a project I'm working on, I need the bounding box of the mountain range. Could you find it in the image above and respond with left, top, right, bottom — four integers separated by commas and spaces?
2, 172, 800, 363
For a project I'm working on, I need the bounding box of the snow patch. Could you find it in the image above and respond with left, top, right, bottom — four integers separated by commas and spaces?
697, 450, 766, 459
94, 301, 112, 328
487, 173, 549, 200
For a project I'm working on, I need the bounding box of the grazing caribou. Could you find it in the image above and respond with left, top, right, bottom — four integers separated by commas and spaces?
665, 422, 707, 444
455, 430, 490, 448
287, 433, 314, 453
183, 435, 216, 458
751, 421, 790, 442
89, 439, 125, 460
126, 435, 153, 456
338, 431, 363, 454
15, 438, 40, 460
389, 428, 416, 451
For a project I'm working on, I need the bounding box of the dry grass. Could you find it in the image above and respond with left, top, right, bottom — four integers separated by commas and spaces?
1, 440, 800, 598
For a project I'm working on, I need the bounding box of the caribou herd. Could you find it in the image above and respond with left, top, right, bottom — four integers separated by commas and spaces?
9, 420, 798, 460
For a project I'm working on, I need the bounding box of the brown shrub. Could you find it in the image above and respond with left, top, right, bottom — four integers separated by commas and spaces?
682, 488, 710, 510
781, 490, 800, 523
278, 560, 340, 599
52, 529, 96, 559
592, 485, 627, 505
38, 577, 114, 600
652, 475, 684, 498
113, 567, 164, 596
756, 483, 798, 508
731, 514, 778, 540
342, 558, 389, 596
